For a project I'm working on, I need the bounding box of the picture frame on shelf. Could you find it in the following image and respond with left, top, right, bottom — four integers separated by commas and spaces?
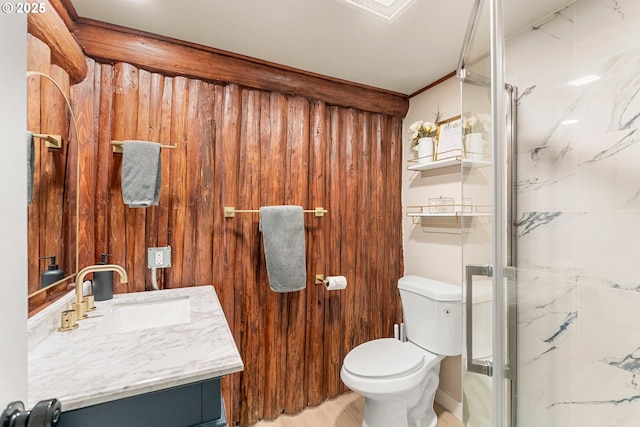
435, 115, 462, 161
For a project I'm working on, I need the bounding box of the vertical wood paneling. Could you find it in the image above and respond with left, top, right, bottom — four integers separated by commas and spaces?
131, 69, 150, 290
94, 64, 114, 263
262, 92, 287, 420
194, 81, 215, 286
219, 84, 242, 424
340, 109, 358, 394
209, 83, 229, 416
283, 96, 309, 414
305, 100, 327, 407
380, 117, 393, 335
355, 111, 370, 348
389, 118, 405, 327
324, 106, 343, 399
253, 92, 272, 419
110, 63, 138, 294
180, 79, 200, 288
142, 72, 164, 288
31, 60, 404, 425
155, 76, 173, 290
370, 114, 384, 340
238, 89, 262, 426
72, 59, 96, 271
166, 76, 189, 290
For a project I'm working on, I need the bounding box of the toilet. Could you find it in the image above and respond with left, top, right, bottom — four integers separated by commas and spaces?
340, 275, 462, 427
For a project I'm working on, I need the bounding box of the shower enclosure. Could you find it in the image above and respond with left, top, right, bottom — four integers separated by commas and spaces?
458, 0, 512, 426
459, 0, 640, 426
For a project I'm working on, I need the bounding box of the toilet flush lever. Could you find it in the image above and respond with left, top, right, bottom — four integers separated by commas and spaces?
465, 264, 494, 377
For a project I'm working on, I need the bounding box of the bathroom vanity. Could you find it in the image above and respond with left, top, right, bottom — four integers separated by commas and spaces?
27, 285, 243, 427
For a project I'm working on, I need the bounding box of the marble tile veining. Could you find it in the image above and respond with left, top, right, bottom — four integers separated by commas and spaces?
27, 285, 243, 412
508, 0, 640, 423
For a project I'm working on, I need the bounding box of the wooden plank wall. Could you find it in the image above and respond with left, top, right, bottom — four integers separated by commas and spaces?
26, 34, 76, 296
72, 58, 405, 426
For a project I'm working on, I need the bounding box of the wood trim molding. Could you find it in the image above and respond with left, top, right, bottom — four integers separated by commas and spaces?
49, 0, 77, 32
409, 70, 457, 98
27, 0, 87, 84
73, 20, 409, 117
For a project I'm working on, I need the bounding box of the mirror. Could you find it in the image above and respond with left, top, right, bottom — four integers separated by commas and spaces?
26, 69, 79, 314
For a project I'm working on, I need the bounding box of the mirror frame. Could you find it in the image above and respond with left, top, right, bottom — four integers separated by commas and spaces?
26, 71, 79, 314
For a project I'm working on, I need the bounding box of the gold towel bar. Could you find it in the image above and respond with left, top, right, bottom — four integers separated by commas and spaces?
111, 140, 177, 153
32, 133, 62, 149
224, 206, 328, 218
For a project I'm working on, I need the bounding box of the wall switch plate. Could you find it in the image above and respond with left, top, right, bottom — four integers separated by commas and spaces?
148, 246, 171, 268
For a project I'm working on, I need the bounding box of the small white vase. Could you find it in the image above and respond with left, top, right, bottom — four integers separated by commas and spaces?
417, 137, 434, 164
464, 133, 484, 160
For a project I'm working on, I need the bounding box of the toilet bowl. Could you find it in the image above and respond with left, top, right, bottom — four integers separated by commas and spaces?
341, 338, 443, 427
340, 276, 462, 427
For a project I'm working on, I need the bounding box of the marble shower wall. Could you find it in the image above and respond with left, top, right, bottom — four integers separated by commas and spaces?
508, 0, 640, 425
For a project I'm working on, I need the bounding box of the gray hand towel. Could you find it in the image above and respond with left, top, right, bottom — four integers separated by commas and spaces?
122, 140, 162, 208
259, 206, 307, 292
27, 131, 34, 205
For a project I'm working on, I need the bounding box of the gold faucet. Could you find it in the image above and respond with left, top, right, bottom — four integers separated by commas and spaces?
73, 264, 128, 320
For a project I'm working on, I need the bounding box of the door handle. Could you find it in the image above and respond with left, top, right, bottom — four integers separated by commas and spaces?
466, 264, 494, 377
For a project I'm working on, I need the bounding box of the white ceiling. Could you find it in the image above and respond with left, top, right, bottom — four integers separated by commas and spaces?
70, 0, 570, 95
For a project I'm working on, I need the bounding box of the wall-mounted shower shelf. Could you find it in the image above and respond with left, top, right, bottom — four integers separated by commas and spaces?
406, 155, 492, 228
406, 212, 491, 218
406, 205, 492, 225
407, 157, 491, 172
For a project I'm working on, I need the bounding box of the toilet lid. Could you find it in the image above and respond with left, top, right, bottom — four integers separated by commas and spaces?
343, 338, 425, 378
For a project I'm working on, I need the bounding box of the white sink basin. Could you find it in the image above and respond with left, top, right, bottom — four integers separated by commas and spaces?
94, 296, 191, 334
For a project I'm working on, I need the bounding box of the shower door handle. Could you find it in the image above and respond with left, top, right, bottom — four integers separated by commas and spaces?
465, 264, 494, 377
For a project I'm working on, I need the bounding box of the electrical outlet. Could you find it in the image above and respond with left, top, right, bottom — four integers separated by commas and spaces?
148, 246, 171, 269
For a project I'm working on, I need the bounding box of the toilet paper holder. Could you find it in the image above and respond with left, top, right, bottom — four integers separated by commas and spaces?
315, 274, 348, 291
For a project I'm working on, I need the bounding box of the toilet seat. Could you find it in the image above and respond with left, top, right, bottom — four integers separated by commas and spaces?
340, 338, 441, 398
343, 338, 431, 379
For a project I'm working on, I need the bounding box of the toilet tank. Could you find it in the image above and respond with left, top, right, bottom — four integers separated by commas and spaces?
398, 275, 462, 356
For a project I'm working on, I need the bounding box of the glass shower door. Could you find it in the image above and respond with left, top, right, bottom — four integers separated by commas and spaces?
459, 1, 494, 426
459, 0, 514, 426
460, 72, 496, 427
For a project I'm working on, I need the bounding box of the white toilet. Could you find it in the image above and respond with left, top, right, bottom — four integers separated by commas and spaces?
340, 275, 462, 427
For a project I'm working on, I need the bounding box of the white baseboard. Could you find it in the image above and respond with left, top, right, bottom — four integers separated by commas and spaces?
435, 389, 463, 420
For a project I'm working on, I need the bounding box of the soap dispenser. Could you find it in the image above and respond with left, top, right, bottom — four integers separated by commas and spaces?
40, 256, 64, 288
93, 253, 114, 301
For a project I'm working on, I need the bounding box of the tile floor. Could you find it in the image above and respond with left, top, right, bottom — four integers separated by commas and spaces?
253, 392, 461, 427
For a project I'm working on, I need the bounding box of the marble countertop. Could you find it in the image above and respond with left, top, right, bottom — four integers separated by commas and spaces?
27, 285, 243, 411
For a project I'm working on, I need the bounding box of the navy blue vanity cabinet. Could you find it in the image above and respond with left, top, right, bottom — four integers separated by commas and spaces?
57, 378, 226, 427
